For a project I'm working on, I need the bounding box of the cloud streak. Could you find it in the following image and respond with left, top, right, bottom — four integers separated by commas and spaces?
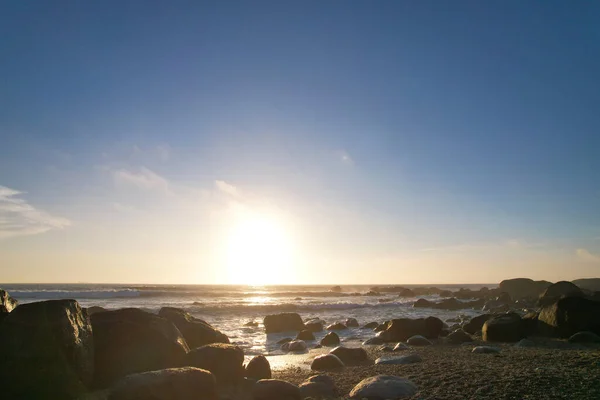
335, 150, 354, 165
0, 185, 70, 239
215, 180, 239, 197
113, 167, 169, 192
576, 248, 600, 263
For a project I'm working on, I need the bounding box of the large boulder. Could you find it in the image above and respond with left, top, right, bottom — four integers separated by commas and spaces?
310, 354, 345, 371
406, 335, 432, 346
522, 312, 539, 336
413, 298, 434, 308
281, 340, 307, 352
482, 313, 524, 342
301, 374, 336, 398
330, 346, 368, 364
296, 329, 315, 341
380, 317, 443, 342
349, 375, 417, 399
305, 321, 324, 332
263, 313, 305, 333
499, 278, 551, 300
538, 296, 600, 337
345, 318, 359, 327
299, 381, 336, 399
158, 307, 229, 348
91, 308, 189, 388
537, 281, 584, 307
253, 379, 301, 400
326, 322, 347, 330
362, 321, 379, 330
463, 314, 493, 335
185, 343, 244, 385
0, 299, 93, 399
245, 355, 271, 380
108, 367, 217, 400
320, 332, 340, 346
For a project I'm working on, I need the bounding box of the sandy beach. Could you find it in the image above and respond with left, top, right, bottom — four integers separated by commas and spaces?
273, 339, 600, 399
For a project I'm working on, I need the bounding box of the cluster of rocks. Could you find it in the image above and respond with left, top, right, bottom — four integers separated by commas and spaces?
0, 292, 315, 400
2, 277, 599, 400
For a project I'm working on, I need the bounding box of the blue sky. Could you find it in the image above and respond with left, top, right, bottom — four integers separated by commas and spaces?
1, 1, 599, 283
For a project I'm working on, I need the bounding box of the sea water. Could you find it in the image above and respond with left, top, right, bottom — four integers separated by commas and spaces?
3, 283, 493, 358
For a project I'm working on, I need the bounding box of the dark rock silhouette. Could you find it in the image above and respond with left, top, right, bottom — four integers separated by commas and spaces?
538, 296, 600, 337
159, 307, 229, 349
263, 313, 305, 333
107, 367, 217, 400
310, 354, 345, 371
330, 346, 368, 364
253, 379, 301, 400
296, 329, 315, 341
499, 278, 552, 300
320, 332, 340, 346
0, 299, 93, 399
537, 281, 584, 307
326, 322, 347, 331
482, 313, 525, 342
91, 308, 189, 388
185, 343, 244, 385
245, 355, 272, 380
380, 317, 443, 342
463, 314, 493, 335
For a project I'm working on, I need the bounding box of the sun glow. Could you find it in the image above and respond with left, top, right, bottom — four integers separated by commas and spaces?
224, 214, 295, 285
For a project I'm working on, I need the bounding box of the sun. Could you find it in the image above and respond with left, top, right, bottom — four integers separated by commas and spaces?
224, 214, 295, 285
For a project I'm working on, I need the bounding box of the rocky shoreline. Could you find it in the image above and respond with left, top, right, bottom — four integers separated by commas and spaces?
1, 278, 599, 399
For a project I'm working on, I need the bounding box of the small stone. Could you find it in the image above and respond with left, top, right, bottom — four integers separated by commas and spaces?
310, 354, 345, 371
406, 335, 432, 346
363, 336, 386, 345
296, 330, 316, 341
245, 355, 271, 380
393, 343, 410, 352
253, 379, 301, 400
349, 375, 417, 399
472, 346, 501, 354
320, 332, 340, 347
345, 318, 359, 327
515, 339, 535, 347
568, 331, 600, 343
375, 354, 422, 365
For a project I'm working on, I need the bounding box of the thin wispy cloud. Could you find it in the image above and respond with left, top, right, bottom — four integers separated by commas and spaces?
111, 202, 140, 213
335, 150, 354, 165
576, 248, 600, 263
215, 180, 239, 197
420, 239, 545, 253
156, 144, 171, 162
0, 185, 70, 239
113, 167, 169, 192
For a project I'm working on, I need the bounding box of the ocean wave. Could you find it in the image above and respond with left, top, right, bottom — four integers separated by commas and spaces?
9, 288, 388, 300
8, 289, 141, 300
189, 300, 414, 314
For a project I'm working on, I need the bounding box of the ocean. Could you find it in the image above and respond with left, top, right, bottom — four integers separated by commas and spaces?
2, 283, 494, 358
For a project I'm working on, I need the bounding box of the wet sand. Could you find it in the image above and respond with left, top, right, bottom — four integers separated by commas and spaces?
273, 339, 600, 399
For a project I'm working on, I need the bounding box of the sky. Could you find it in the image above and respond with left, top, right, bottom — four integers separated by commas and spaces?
1, 1, 599, 284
